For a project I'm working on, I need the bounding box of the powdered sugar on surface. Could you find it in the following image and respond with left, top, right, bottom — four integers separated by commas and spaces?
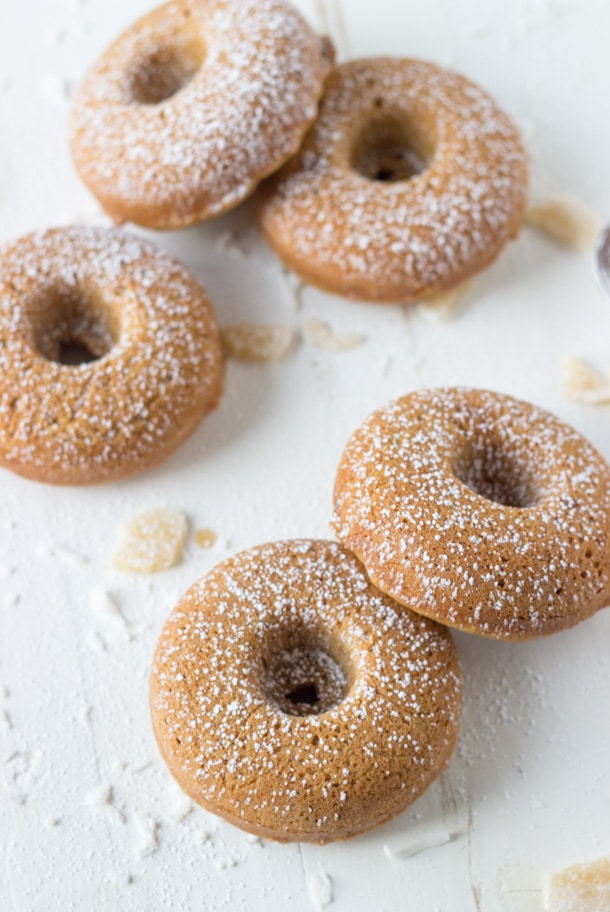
307, 870, 334, 907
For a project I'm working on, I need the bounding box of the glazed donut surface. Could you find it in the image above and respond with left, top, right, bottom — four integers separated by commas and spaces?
333, 388, 610, 639
70, 0, 334, 228
0, 226, 223, 485
150, 539, 462, 843
259, 58, 528, 303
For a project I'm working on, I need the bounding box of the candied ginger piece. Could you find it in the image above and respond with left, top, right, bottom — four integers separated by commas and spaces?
221, 324, 295, 362
113, 510, 188, 573
527, 197, 601, 250
417, 280, 473, 321
562, 356, 610, 404
303, 317, 365, 352
543, 856, 610, 912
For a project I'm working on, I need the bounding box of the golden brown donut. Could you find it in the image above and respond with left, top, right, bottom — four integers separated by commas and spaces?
258, 58, 528, 303
150, 539, 462, 844
70, 0, 334, 229
0, 226, 223, 485
333, 388, 610, 640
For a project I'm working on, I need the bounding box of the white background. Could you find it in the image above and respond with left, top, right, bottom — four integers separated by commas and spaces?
1, 0, 609, 910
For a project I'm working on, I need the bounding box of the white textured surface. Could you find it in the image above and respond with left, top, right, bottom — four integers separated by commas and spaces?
1, 0, 610, 910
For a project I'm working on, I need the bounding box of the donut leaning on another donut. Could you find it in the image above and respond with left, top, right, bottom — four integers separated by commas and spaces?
258, 58, 528, 303
0, 226, 224, 485
70, 0, 335, 229
333, 388, 610, 640
150, 539, 462, 844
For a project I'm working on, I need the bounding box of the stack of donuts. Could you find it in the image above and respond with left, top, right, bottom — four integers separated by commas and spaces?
1, 0, 609, 845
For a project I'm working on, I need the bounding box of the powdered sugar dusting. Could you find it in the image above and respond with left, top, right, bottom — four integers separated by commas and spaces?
132, 811, 160, 858
0, 225, 223, 484
150, 539, 461, 843
307, 871, 334, 907
259, 58, 527, 302
70, 0, 334, 227
333, 387, 610, 639
383, 827, 458, 859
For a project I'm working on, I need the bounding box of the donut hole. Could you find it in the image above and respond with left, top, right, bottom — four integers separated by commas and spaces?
57, 338, 100, 366
454, 442, 540, 508
127, 35, 206, 105
286, 683, 319, 706
33, 289, 119, 366
351, 113, 433, 183
263, 634, 350, 717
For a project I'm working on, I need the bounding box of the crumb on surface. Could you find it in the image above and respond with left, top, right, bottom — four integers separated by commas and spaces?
194, 528, 217, 549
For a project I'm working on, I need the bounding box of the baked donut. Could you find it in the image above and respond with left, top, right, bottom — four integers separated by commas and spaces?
333, 388, 610, 640
258, 58, 528, 303
70, 0, 334, 229
150, 539, 461, 843
0, 226, 223, 485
